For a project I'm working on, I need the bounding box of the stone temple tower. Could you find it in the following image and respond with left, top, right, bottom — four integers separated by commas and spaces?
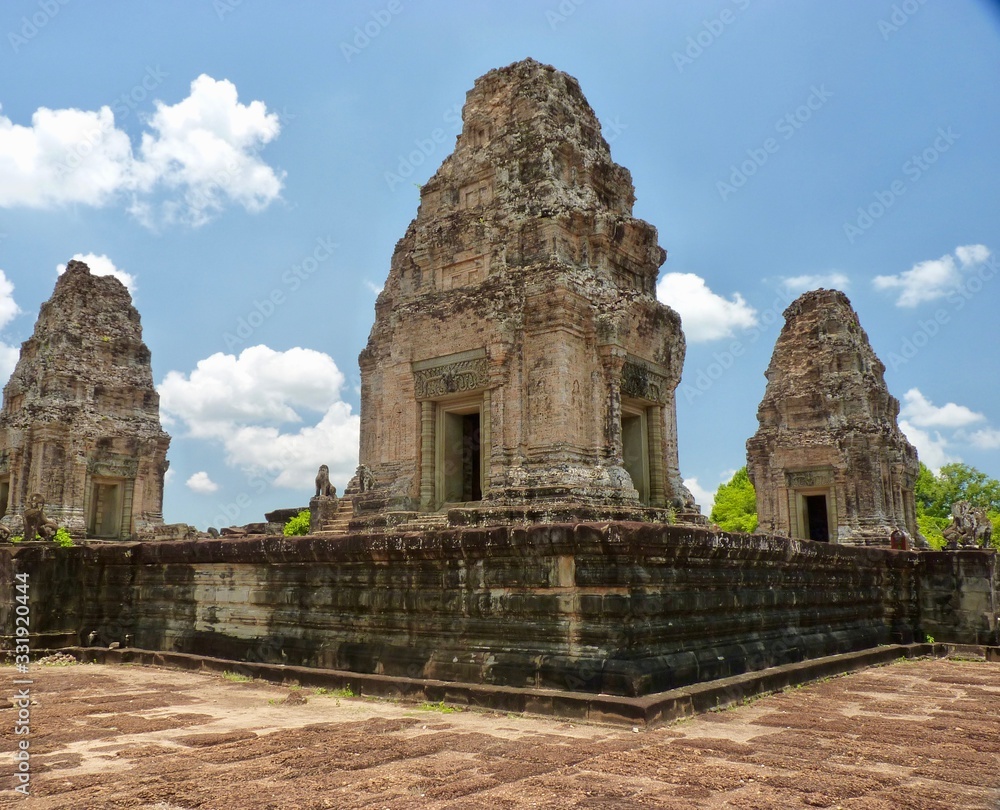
0, 260, 170, 540
356, 58, 696, 525
746, 289, 920, 546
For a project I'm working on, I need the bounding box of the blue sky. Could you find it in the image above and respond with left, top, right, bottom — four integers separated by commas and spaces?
0, 1, 997, 527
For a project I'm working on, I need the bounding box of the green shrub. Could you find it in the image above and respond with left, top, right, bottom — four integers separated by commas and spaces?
283, 510, 311, 536
9, 535, 23, 544
53, 528, 74, 547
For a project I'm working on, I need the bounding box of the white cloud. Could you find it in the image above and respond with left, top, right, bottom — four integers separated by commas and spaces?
134, 74, 285, 227
365, 280, 383, 295
158, 345, 360, 491
0, 269, 21, 330
56, 253, 136, 293
968, 427, 1000, 450
656, 272, 758, 342
899, 420, 957, 473
873, 244, 991, 307
0, 269, 22, 387
0, 343, 19, 385
164, 467, 176, 485
955, 244, 990, 266
0, 75, 284, 227
186, 471, 219, 494
780, 272, 850, 296
900, 388, 985, 429
0, 104, 135, 208
683, 477, 715, 513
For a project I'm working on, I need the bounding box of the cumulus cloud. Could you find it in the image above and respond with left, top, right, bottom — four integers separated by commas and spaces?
900, 388, 985, 429
683, 477, 715, 514
0, 269, 22, 386
898, 388, 1000, 469
134, 74, 285, 227
56, 253, 136, 293
899, 420, 957, 473
186, 471, 219, 494
0, 343, 19, 385
656, 272, 758, 342
873, 244, 992, 307
968, 427, 1000, 449
0, 75, 284, 227
0, 269, 20, 330
0, 104, 135, 208
780, 272, 850, 295
158, 345, 360, 490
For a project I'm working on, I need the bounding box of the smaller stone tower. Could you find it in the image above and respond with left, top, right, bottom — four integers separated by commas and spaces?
0, 260, 170, 539
746, 289, 919, 546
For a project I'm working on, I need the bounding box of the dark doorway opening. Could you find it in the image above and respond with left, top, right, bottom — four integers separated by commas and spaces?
441, 405, 483, 505
462, 412, 482, 502
805, 494, 829, 541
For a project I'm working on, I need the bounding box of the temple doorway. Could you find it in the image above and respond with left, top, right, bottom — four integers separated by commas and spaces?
438, 401, 483, 504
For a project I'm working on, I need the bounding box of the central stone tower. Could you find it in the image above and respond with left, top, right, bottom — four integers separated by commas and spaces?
357, 59, 695, 525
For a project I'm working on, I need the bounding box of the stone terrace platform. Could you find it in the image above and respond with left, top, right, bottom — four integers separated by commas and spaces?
1, 524, 996, 702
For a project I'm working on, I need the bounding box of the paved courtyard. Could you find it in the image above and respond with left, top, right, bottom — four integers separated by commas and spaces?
2, 656, 998, 809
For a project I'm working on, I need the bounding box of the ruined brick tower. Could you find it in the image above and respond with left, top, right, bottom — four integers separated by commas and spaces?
357, 58, 696, 523
746, 289, 920, 546
0, 261, 170, 539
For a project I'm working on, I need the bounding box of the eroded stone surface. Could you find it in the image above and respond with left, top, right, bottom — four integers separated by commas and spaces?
747, 289, 919, 546
358, 58, 696, 525
0, 260, 170, 539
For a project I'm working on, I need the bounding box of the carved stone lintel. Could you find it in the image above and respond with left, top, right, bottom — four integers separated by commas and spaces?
413, 350, 489, 400
786, 468, 835, 489
87, 455, 139, 479
621, 360, 666, 404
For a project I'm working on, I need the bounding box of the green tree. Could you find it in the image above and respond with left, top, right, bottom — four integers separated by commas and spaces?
283, 510, 311, 536
710, 467, 758, 533
914, 462, 1000, 550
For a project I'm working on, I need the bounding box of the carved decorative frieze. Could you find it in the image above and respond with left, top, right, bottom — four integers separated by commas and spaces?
414, 352, 489, 400
87, 455, 139, 479
621, 361, 666, 404
785, 468, 835, 489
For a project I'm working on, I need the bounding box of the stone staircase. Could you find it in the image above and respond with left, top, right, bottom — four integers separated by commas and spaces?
317, 497, 354, 536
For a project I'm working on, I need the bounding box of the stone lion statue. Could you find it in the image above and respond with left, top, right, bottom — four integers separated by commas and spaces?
314, 464, 335, 498
356, 464, 377, 492
942, 500, 993, 548
23, 494, 59, 542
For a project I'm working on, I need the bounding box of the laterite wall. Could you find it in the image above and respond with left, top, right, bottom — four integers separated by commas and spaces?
2, 524, 991, 697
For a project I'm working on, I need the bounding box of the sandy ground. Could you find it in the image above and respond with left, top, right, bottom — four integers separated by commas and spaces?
0, 656, 998, 809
